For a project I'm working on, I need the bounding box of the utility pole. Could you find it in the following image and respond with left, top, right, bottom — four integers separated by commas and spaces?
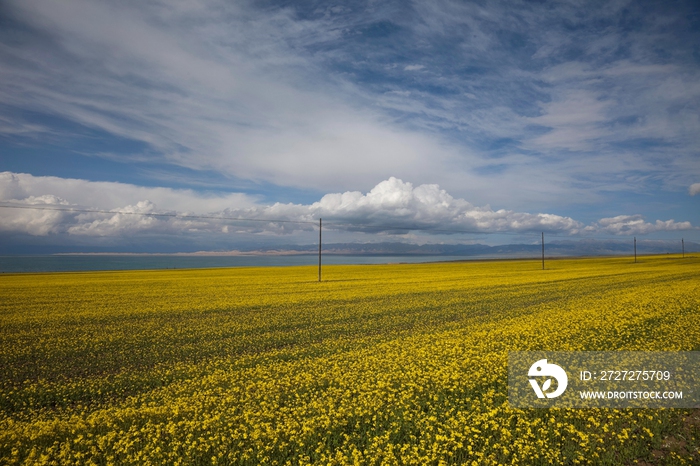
634, 237, 637, 263
541, 232, 545, 270
318, 218, 322, 282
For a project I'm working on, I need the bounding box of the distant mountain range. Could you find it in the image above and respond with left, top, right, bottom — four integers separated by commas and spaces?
50, 238, 698, 257
181, 239, 697, 258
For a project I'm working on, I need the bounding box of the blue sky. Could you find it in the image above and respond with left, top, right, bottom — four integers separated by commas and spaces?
0, 0, 699, 253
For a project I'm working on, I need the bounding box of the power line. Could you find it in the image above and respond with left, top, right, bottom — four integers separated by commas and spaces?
0, 204, 576, 236
0, 203, 690, 279
317, 222, 529, 236
0, 203, 693, 239
0, 203, 317, 225
0, 203, 556, 236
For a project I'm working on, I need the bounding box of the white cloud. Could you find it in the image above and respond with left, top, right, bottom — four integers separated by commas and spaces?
0, 173, 585, 238
0, 171, 261, 237
1, 0, 700, 213
2, 173, 696, 244
0, 172, 258, 212
526, 90, 611, 151
0, 194, 71, 235
0, 0, 465, 194
690, 183, 700, 196
594, 215, 693, 235
311, 177, 583, 234
67, 201, 163, 237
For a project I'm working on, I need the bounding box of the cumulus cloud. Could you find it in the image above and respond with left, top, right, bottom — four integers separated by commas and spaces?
594, 215, 693, 235
67, 201, 162, 237
0, 171, 261, 238
1, 172, 585, 238
1, 173, 695, 244
311, 177, 583, 234
0, 194, 72, 236
690, 183, 700, 196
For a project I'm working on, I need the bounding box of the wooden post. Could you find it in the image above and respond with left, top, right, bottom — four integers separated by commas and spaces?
682, 238, 684, 259
318, 218, 322, 282
634, 237, 637, 263
541, 232, 545, 270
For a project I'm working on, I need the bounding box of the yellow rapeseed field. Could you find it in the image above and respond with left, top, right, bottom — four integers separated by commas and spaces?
1, 255, 699, 465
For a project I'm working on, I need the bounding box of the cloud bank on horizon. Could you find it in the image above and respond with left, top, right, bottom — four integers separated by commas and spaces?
0, 172, 693, 244
0, 0, 699, 251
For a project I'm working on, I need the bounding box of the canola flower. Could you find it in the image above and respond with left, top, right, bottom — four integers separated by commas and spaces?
0, 255, 699, 465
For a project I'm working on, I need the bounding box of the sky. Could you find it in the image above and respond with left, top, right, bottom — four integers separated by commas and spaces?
0, 0, 699, 253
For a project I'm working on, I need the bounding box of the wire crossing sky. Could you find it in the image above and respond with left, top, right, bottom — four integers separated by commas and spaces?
0, 203, 575, 237
0, 0, 699, 253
